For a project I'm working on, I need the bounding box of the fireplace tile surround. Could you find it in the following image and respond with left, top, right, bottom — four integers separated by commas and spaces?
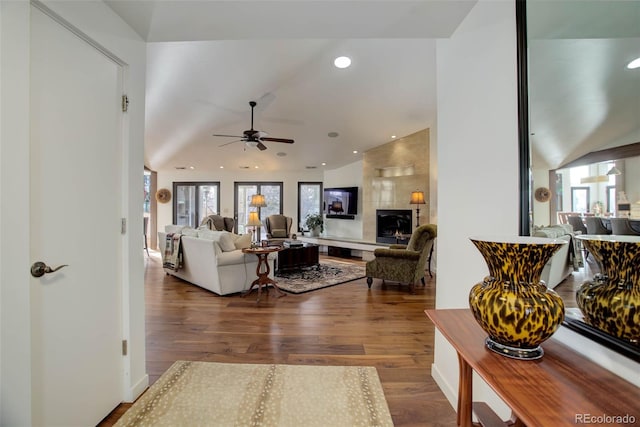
363, 128, 430, 242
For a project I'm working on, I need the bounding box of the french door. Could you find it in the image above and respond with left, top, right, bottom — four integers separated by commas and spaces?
235, 182, 283, 237
173, 182, 220, 227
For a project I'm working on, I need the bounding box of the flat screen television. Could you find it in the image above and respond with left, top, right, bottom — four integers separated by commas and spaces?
323, 187, 358, 219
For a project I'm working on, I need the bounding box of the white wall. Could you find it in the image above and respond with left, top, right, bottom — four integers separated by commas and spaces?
156, 168, 323, 241
434, 0, 640, 418
155, 161, 366, 242
0, 1, 147, 423
323, 160, 364, 239
434, 0, 519, 418
623, 157, 640, 204
532, 168, 551, 226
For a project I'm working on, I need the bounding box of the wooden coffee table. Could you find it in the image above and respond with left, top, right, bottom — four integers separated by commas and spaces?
276, 242, 319, 273
241, 246, 286, 302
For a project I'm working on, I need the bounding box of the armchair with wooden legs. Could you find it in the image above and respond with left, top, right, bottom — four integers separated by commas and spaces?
366, 224, 437, 293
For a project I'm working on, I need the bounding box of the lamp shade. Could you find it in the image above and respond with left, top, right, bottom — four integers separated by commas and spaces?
249, 193, 267, 207
246, 211, 262, 227
410, 191, 426, 205
607, 166, 621, 176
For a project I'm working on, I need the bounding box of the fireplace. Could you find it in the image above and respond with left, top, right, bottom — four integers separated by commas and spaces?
376, 209, 412, 244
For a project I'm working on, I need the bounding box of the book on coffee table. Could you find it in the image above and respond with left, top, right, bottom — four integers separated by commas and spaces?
283, 240, 304, 248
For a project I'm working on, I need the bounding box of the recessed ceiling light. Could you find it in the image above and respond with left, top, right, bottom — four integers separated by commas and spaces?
334, 56, 351, 69
328, 132, 339, 138
254, 166, 259, 169
391, 135, 396, 139
189, 166, 195, 170
627, 57, 640, 69
321, 162, 327, 166
353, 150, 358, 154
219, 166, 224, 169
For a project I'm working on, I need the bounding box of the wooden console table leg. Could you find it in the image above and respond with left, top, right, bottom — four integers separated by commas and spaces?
457, 353, 474, 427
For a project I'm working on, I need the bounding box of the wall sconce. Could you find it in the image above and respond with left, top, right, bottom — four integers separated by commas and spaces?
410, 190, 426, 227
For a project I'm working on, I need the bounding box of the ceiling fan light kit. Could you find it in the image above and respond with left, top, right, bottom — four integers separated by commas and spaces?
213, 101, 294, 151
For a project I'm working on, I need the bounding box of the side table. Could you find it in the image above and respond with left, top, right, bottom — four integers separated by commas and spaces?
241, 246, 286, 302
425, 308, 639, 426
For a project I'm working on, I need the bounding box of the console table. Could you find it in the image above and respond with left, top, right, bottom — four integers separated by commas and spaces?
426, 309, 639, 427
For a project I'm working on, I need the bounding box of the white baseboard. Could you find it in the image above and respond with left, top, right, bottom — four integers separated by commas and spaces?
125, 374, 149, 402
430, 362, 457, 410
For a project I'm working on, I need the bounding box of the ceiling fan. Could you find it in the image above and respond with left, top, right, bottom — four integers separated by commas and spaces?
213, 101, 294, 151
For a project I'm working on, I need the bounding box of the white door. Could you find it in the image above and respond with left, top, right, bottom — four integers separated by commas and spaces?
30, 6, 123, 425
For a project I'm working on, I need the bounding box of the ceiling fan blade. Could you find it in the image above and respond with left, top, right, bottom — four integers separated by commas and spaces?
261, 137, 294, 144
219, 139, 243, 147
256, 142, 268, 151
213, 133, 243, 138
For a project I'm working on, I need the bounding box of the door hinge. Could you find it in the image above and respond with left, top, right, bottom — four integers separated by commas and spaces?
122, 339, 128, 356
121, 94, 129, 112
121, 218, 127, 234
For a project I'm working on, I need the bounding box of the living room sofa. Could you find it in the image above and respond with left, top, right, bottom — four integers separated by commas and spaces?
159, 225, 276, 296
532, 224, 582, 289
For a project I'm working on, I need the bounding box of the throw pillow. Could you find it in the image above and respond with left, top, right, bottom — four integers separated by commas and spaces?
271, 228, 287, 238
165, 224, 186, 234
181, 227, 199, 237
234, 233, 252, 250
198, 229, 236, 252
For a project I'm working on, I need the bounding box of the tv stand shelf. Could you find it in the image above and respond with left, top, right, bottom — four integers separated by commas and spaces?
426, 309, 639, 426
296, 236, 387, 257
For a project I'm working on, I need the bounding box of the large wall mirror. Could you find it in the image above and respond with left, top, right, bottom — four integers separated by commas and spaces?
518, 0, 640, 360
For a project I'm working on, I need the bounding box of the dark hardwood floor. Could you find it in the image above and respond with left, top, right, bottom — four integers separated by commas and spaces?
99, 252, 457, 426
553, 252, 600, 309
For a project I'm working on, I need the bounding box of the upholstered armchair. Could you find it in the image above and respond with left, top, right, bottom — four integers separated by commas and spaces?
264, 215, 293, 241
366, 224, 437, 293
200, 215, 235, 233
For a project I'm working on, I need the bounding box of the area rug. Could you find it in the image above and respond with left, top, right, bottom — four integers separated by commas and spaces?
275, 259, 366, 294
115, 360, 394, 427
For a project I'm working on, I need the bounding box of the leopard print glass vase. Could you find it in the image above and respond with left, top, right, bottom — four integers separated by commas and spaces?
468, 236, 566, 360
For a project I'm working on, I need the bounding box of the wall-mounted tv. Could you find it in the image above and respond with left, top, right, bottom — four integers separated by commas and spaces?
323, 187, 358, 219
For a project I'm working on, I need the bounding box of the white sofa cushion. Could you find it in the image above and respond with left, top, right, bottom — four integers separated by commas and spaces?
217, 250, 251, 266
234, 233, 252, 249
198, 229, 236, 252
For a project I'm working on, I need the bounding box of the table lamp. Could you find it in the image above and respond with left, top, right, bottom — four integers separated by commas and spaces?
410, 190, 426, 227
246, 211, 262, 246
249, 193, 267, 240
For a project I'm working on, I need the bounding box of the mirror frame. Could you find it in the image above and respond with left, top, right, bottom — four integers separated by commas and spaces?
516, 0, 640, 362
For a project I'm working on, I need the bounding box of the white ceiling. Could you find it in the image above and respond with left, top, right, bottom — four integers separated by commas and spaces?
104, 0, 477, 172
105, 0, 640, 174
527, 0, 640, 170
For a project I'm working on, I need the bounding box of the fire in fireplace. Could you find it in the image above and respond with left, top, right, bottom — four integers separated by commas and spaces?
376, 209, 412, 244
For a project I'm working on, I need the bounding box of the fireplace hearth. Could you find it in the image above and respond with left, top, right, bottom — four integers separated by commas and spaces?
376, 209, 412, 244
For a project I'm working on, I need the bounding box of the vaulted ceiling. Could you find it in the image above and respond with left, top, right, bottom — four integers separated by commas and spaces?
105, 1, 640, 174
105, 0, 477, 172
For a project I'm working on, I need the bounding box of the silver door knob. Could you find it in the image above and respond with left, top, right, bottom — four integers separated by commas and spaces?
30, 261, 69, 278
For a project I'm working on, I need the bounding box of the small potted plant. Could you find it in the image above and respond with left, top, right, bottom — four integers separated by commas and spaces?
305, 213, 324, 237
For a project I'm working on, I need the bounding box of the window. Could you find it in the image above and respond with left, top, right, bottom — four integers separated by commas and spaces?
606, 185, 616, 213
298, 182, 323, 231
143, 172, 151, 214
571, 187, 590, 213
173, 182, 220, 227
234, 182, 283, 237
